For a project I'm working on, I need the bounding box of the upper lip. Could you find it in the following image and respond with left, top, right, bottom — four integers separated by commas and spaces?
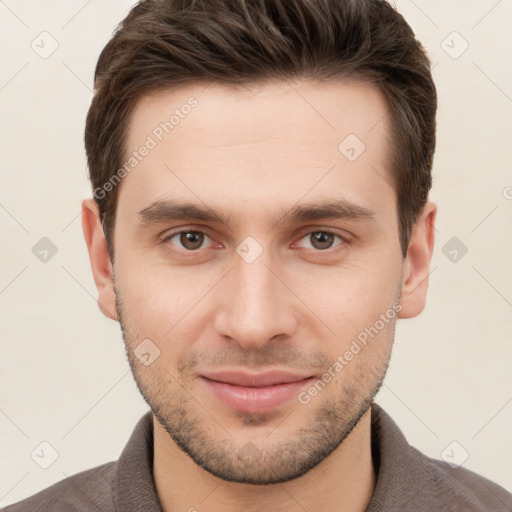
200, 370, 313, 387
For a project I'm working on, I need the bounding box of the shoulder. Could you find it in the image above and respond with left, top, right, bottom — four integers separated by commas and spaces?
410, 445, 512, 510
369, 404, 512, 511
1, 461, 116, 512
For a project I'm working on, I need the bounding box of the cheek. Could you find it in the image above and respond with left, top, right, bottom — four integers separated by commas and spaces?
285, 254, 402, 340
115, 255, 219, 346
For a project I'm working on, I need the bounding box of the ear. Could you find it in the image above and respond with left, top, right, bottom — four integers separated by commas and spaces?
398, 201, 437, 319
81, 198, 118, 321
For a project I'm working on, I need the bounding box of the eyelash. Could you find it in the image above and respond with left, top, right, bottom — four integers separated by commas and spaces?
160, 228, 349, 253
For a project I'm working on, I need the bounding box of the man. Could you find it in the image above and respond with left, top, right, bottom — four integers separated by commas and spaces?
3, 0, 511, 510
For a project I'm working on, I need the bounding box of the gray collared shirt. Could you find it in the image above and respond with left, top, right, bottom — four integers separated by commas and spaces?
3, 403, 511, 511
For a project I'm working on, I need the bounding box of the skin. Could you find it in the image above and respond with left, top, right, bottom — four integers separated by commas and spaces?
82, 79, 436, 512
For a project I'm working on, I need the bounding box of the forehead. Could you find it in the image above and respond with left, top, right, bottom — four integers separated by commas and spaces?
118, 79, 394, 224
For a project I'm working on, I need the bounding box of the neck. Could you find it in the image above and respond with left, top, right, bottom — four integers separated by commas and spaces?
153, 408, 376, 512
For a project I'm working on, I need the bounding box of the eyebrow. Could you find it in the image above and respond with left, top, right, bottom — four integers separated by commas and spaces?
136, 199, 376, 227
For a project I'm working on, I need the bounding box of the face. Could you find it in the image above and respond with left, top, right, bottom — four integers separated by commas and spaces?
84, 79, 434, 485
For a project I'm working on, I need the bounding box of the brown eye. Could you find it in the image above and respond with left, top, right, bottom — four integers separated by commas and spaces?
295, 230, 344, 251
165, 231, 208, 250
179, 231, 205, 250
309, 231, 336, 250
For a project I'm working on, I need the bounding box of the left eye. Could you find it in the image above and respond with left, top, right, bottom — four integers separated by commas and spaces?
298, 231, 344, 250
167, 231, 212, 250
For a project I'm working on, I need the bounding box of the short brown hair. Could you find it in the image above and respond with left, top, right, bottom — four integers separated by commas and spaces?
85, 0, 437, 258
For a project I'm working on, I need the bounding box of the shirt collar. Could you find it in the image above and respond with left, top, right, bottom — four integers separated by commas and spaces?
366, 402, 429, 511
113, 410, 163, 511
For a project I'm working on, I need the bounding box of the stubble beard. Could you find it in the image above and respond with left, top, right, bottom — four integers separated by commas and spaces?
115, 286, 393, 485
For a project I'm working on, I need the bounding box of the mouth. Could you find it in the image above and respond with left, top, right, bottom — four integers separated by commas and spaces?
199, 370, 315, 414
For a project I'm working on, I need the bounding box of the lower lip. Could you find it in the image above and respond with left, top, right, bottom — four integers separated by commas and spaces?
201, 377, 313, 414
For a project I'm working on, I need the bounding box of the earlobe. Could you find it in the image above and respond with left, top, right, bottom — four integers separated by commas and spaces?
398, 201, 437, 319
81, 199, 118, 321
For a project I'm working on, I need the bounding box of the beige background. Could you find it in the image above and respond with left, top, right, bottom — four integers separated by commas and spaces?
1, 0, 511, 506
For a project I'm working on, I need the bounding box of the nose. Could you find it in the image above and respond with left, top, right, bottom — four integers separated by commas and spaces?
213, 252, 298, 351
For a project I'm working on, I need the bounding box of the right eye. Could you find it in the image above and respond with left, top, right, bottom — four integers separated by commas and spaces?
163, 230, 214, 251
